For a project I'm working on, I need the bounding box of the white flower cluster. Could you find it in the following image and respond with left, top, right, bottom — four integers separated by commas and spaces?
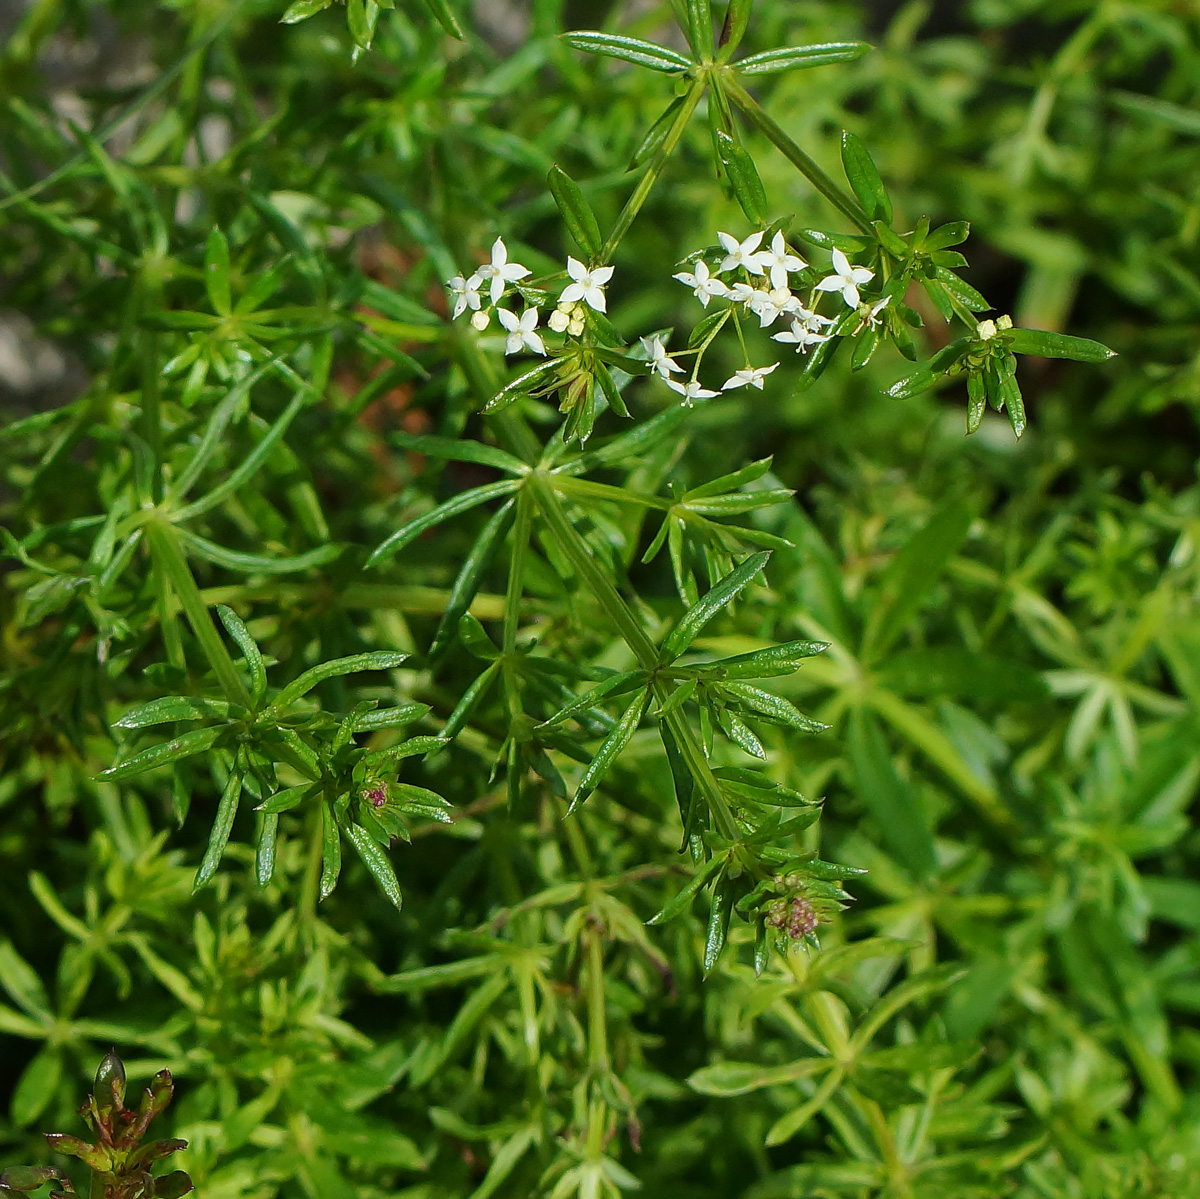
673, 231, 878, 357
445, 238, 613, 358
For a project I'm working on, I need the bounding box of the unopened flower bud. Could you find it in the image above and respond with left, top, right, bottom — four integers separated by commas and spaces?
996, 314, 1013, 331
548, 308, 570, 332
470, 309, 490, 331
976, 319, 998, 340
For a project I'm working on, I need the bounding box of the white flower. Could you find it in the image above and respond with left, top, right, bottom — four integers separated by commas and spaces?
814, 248, 875, 307
496, 307, 545, 356
863, 294, 891, 329
447, 273, 483, 319
793, 304, 835, 333
753, 231, 806, 289
673, 260, 728, 307
722, 363, 778, 391
727, 281, 757, 304
773, 319, 830, 352
746, 286, 800, 328
666, 378, 720, 405
548, 307, 571, 332
559, 257, 614, 313
476, 237, 531, 304
717, 230, 766, 275
640, 334, 683, 378
470, 309, 490, 331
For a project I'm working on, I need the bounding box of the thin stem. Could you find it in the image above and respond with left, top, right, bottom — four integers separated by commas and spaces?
600, 79, 707, 262
723, 74, 872, 235
145, 519, 251, 707
585, 928, 609, 1073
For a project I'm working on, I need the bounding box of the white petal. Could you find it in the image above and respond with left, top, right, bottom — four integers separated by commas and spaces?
489, 275, 506, 304
842, 283, 860, 307
452, 296, 467, 319
584, 285, 606, 312
590, 264, 614, 285
814, 275, 844, 293
560, 282, 586, 304
496, 309, 519, 332
830, 248, 851, 276
505, 334, 522, 355
850, 267, 874, 285
566, 256, 587, 282
717, 232, 739, 253
666, 379, 687, 395
722, 374, 748, 390
771, 231, 786, 255
491, 237, 508, 266
673, 271, 697, 288
743, 231, 764, 253
500, 263, 530, 282
525, 332, 546, 355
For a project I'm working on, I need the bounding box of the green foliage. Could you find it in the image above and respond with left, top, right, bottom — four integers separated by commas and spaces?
1, 1, 1198, 1198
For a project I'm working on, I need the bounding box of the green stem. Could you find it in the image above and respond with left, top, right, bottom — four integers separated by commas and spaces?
532, 477, 739, 841
600, 79, 707, 262
585, 928, 609, 1073
145, 520, 251, 707
723, 74, 872, 234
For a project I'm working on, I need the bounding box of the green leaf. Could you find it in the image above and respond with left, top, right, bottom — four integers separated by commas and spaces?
256, 783, 317, 815
114, 695, 230, 729
861, 497, 973, 663
841, 131, 891, 223
10, 1048, 61, 1127
723, 682, 828, 732
217, 605, 267, 704
280, 0, 331, 21
320, 803, 342, 900
419, 0, 464, 39
966, 370, 986, 433
539, 670, 646, 729
194, 767, 243, 890
102, 726, 224, 780
346, 823, 403, 910
715, 130, 767, 225
176, 528, 341, 575
629, 96, 687, 168
684, 0, 713, 58
429, 497, 517, 659
719, 0, 753, 58
353, 702, 431, 731
389, 432, 527, 474
482, 360, 559, 415
689, 1055, 830, 1096
703, 875, 733, 974
662, 551, 770, 661
846, 709, 936, 880
736, 42, 870, 74
257, 812, 279, 886
924, 220, 969, 250
561, 32, 692, 73
0, 942, 50, 1019
273, 651, 407, 710
548, 165, 603, 259
568, 688, 651, 812
204, 227, 232, 317
1006, 327, 1116, 363
369, 479, 519, 566
708, 639, 828, 679
648, 854, 720, 926
934, 265, 989, 312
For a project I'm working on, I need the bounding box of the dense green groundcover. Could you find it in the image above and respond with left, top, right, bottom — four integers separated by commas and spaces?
2, 0, 1200, 1196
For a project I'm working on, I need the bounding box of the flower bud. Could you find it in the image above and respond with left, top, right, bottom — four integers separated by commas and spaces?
470, 309, 490, 331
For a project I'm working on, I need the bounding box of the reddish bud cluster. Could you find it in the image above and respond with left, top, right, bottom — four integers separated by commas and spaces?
765, 896, 818, 940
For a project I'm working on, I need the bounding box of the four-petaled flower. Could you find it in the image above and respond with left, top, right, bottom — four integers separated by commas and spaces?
559, 257, 614, 312
722, 363, 779, 391
745, 286, 800, 329
497, 307, 546, 356
815, 248, 874, 307
860, 294, 891, 331
447, 273, 483, 319
673, 260, 728, 307
641, 334, 683, 378
754, 231, 806, 289
717, 230, 766, 275
667, 378, 720, 405
477, 237, 531, 304
773, 320, 830, 351
793, 304, 835, 333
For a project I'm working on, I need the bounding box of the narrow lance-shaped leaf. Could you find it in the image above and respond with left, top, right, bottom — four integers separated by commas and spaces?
704, 873, 734, 975
736, 42, 870, 74
662, 551, 770, 661
568, 689, 651, 813
272, 651, 408, 711
389, 431, 527, 474
429, 497, 517, 660
1006, 326, 1116, 363
548, 165, 603, 259
715, 130, 767, 225
647, 853, 725, 925
101, 726, 223, 780
540, 669, 646, 729
346, 822, 404, 909
320, 803, 341, 900
841, 131, 892, 223
419, 0, 465, 39
562, 32, 693, 73
708, 638, 828, 679
217, 604, 267, 704
369, 479, 519, 566
724, 682, 829, 732
114, 696, 230, 729
204, 227, 232, 317
194, 767, 243, 890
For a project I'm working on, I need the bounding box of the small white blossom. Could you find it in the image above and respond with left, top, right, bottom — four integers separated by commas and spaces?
470, 309, 490, 331
722, 363, 778, 391
753, 231, 807, 289
861, 294, 891, 331
814, 248, 875, 307
717, 230, 766, 275
773, 319, 830, 352
666, 378, 720, 405
793, 304, 835, 333
548, 307, 571, 333
559, 257, 614, 312
751, 286, 803, 328
673, 260, 728, 307
641, 334, 683, 378
497, 307, 545, 356
727, 281, 757, 304
476, 237, 531, 305
447, 273, 483, 319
